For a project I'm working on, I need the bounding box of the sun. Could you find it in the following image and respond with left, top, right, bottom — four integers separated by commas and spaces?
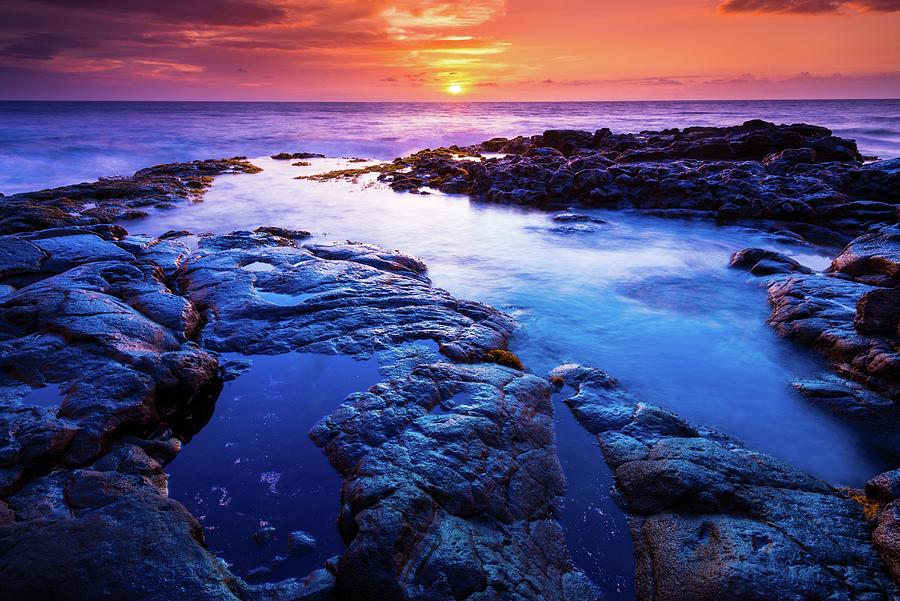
447, 84, 463, 95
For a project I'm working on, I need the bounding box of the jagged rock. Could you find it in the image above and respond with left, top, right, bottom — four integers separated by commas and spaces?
865, 470, 900, 583
0, 209, 526, 599
271, 152, 326, 160
178, 233, 514, 361
729, 247, 813, 275
550, 364, 898, 600
310, 362, 600, 601
767, 272, 900, 401
288, 530, 317, 557
313, 122, 896, 244
0, 158, 261, 236
0, 225, 219, 489
831, 225, 900, 286
856, 287, 900, 336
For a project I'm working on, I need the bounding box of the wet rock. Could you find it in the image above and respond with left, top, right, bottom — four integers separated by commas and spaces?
0, 225, 221, 489
254, 525, 277, 546
873, 502, 900, 584
552, 213, 607, 224
866, 469, 900, 502
729, 247, 813, 275
310, 362, 600, 601
831, 225, 900, 286
0, 443, 249, 600
288, 530, 317, 557
855, 287, 900, 336
550, 364, 898, 600
0, 158, 261, 236
178, 232, 515, 360
767, 272, 900, 402
271, 152, 326, 160
865, 470, 900, 582
312, 122, 894, 243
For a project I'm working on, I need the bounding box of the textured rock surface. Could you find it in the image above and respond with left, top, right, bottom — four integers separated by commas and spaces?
0, 158, 261, 236
729, 247, 814, 275
766, 269, 899, 403
0, 217, 518, 598
550, 363, 898, 600
310, 362, 600, 601
316, 121, 898, 245
178, 234, 514, 361
866, 469, 900, 584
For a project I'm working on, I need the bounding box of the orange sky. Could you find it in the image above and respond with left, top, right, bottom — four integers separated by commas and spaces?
1, 0, 898, 100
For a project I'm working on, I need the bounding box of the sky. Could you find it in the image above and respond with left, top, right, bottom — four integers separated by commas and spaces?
1, 0, 898, 101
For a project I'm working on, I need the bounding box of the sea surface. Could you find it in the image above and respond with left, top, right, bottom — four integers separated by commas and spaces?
1, 99, 899, 194
3, 100, 899, 599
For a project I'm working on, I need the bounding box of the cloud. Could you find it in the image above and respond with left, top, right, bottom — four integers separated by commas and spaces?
718, 0, 900, 13
29, 0, 289, 26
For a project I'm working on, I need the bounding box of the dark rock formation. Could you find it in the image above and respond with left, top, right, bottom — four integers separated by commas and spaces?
0, 158, 261, 236
549, 363, 898, 600
729, 247, 814, 275
0, 217, 518, 598
310, 362, 600, 601
767, 273, 899, 402
314, 121, 898, 245
865, 469, 900, 583
831, 225, 900, 287
271, 152, 326, 160
177, 235, 514, 361
755, 228, 900, 405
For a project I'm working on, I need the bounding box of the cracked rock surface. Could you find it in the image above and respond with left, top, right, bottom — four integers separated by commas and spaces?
550, 363, 898, 600
311, 361, 600, 601
0, 214, 520, 598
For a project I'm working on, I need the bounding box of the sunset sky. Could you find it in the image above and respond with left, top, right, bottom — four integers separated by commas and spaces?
1, 0, 899, 100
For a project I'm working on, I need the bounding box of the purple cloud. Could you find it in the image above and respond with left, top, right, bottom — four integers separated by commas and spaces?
718, 0, 900, 13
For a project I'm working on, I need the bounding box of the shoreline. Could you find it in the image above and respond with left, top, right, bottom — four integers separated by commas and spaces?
0, 120, 897, 599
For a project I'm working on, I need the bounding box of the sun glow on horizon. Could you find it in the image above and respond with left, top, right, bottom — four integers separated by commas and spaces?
447, 83, 463, 94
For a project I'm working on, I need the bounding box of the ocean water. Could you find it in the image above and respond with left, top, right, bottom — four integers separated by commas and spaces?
1, 99, 899, 194
4, 100, 899, 599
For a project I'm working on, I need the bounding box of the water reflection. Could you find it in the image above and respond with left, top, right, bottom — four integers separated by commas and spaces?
135, 158, 885, 486
166, 352, 381, 580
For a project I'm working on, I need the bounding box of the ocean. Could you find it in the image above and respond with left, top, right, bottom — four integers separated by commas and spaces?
1, 99, 898, 194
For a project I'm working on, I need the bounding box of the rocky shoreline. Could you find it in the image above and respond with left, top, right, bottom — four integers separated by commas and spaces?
1, 121, 898, 600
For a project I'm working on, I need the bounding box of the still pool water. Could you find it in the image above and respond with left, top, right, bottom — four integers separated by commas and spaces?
166, 352, 381, 581
147, 158, 891, 600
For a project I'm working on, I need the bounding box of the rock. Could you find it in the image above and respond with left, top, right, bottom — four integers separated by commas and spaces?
0, 444, 248, 600
550, 364, 898, 600
540, 130, 595, 156
855, 287, 900, 335
0, 158, 261, 235
864, 469, 900, 583
873, 501, 900, 582
254, 525, 277, 546
767, 272, 900, 401
271, 152, 326, 160
310, 362, 600, 601
0, 174, 544, 599
311, 122, 893, 243
729, 247, 813, 275
179, 232, 515, 360
866, 469, 900, 502
552, 213, 607, 224
831, 225, 900, 286
288, 530, 317, 557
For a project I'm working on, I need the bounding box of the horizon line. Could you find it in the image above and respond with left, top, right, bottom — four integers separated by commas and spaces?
1, 97, 899, 104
